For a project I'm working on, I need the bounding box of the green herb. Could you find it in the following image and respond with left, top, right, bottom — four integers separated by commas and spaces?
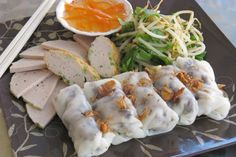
112, 6, 206, 72
118, 19, 135, 33
195, 51, 207, 60
134, 7, 160, 21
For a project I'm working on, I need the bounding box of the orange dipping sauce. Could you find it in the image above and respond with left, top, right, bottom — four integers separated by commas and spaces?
64, 0, 128, 32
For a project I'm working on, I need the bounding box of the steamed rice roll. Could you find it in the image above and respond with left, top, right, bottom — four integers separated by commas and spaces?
147, 66, 199, 125
84, 79, 145, 145
114, 72, 179, 136
174, 57, 215, 85
174, 57, 230, 120
54, 85, 114, 157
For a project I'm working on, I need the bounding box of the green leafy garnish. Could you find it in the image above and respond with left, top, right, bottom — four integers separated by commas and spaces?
112, 5, 206, 72
195, 51, 207, 60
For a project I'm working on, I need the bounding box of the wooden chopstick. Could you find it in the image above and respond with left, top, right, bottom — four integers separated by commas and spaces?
0, 0, 53, 65
0, 0, 56, 78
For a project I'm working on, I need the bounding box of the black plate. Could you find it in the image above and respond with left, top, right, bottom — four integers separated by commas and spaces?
0, 0, 236, 156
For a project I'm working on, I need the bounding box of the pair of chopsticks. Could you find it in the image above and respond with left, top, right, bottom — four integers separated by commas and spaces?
0, 0, 56, 78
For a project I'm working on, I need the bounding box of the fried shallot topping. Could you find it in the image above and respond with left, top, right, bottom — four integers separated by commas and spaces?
123, 84, 135, 95
97, 119, 110, 134
190, 79, 204, 92
116, 96, 128, 110
176, 72, 192, 84
217, 84, 226, 90
137, 78, 153, 87
127, 94, 136, 103
84, 110, 98, 117
98, 80, 116, 97
160, 85, 174, 101
138, 107, 151, 121
173, 87, 185, 102
176, 72, 203, 92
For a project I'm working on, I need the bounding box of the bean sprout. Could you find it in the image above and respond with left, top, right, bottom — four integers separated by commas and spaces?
112, 1, 206, 72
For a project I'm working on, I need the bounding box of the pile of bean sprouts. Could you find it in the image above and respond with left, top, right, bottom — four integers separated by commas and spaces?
112, 1, 206, 71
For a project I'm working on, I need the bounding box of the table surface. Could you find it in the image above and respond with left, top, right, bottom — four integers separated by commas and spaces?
0, 0, 235, 157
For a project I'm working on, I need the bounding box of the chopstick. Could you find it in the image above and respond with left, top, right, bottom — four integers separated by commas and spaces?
0, 0, 54, 65
0, 0, 56, 78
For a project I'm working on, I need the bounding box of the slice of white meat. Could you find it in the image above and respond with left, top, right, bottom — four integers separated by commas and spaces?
22, 75, 59, 109
10, 59, 46, 73
26, 80, 67, 128
44, 49, 100, 87
41, 40, 87, 61
88, 36, 120, 77
10, 70, 52, 98
73, 34, 95, 51
19, 45, 46, 59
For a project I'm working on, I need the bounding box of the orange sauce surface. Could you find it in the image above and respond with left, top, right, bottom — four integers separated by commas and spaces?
64, 0, 127, 32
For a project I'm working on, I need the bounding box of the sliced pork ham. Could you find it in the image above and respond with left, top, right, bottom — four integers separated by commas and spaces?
19, 45, 46, 59
10, 59, 46, 73
26, 80, 67, 128
41, 40, 87, 61
44, 49, 100, 87
88, 36, 120, 77
10, 70, 52, 98
22, 75, 59, 109
73, 34, 95, 51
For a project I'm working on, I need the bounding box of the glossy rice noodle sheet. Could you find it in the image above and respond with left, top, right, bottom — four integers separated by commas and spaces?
174, 57, 230, 120
53, 85, 115, 157
174, 57, 215, 85
147, 66, 199, 125
114, 72, 179, 136
196, 84, 231, 120
83, 79, 145, 145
